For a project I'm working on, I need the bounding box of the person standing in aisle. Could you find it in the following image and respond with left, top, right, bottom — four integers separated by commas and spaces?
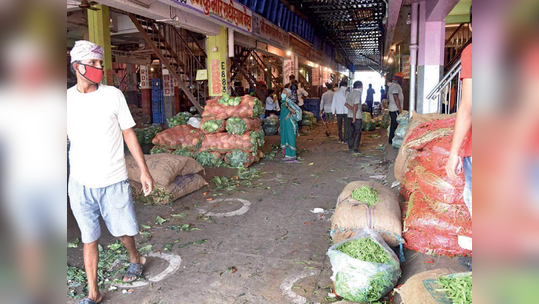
289, 75, 301, 130
366, 83, 375, 116
387, 75, 404, 145
344, 81, 363, 153
380, 86, 387, 101
331, 80, 349, 144
297, 82, 309, 107
320, 84, 335, 123
280, 86, 302, 163
265, 89, 280, 117
67, 41, 155, 304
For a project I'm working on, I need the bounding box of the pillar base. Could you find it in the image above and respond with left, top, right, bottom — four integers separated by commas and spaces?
416, 65, 443, 114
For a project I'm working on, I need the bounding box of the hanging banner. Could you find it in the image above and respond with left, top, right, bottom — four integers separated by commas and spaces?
283, 58, 294, 84
170, 0, 252, 33
112, 50, 150, 65
312, 67, 320, 86
140, 65, 150, 89
162, 67, 174, 97
252, 13, 290, 49
207, 27, 229, 96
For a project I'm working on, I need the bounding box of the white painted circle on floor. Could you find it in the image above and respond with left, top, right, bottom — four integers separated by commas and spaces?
197, 198, 251, 217
280, 270, 317, 304
113, 252, 182, 288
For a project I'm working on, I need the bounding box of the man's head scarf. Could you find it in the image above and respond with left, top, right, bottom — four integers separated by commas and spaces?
70, 40, 103, 63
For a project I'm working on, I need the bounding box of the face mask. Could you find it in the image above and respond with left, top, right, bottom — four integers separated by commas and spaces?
281, 93, 287, 100
77, 62, 104, 84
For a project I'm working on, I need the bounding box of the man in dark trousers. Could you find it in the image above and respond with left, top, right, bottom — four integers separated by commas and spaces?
366, 83, 375, 116
387, 75, 404, 145
344, 81, 363, 152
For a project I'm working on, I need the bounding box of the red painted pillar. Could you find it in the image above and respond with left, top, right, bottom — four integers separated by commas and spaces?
174, 84, 180, 114
140, 65, 152, 124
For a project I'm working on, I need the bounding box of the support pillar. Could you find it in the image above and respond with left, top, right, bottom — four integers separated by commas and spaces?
206, 26, 229, 97
140, 65, 152, 124
416, 1, 445, 114
88, 5, 113, 86
409, 2, 419, 117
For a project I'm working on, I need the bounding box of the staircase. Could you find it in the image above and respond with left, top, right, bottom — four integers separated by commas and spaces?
444, 23, 472, 72
230, 47, 266, 101
426, 59, 462, 114
129, 14, 207, 113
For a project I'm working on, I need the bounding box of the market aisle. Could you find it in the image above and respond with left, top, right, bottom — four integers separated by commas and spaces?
67, 124, 464, 304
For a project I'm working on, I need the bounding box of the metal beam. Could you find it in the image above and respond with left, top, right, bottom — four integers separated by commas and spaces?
384, 0, 403, 56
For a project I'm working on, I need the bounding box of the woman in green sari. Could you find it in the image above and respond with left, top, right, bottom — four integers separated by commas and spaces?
280, 87, 302, 162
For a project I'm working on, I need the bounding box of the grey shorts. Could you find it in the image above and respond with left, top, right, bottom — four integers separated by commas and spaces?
68, 178, 138, 244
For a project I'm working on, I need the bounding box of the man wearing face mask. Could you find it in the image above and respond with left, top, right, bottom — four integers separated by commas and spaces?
67, 41, 154, 304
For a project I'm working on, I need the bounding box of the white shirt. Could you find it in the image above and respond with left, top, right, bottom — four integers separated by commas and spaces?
388, 81, 404, 112
331, 86, 349, 115
265, 96, 280, 111
67, 84, 136, 188
346, 88, 362, 119
297, 87, 309, 106
320, 90, 335, 113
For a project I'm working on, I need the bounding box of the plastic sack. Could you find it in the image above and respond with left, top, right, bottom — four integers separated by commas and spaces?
392, 138, 403, 149
152, 125, 204, 151
396, 111, 410, 125
263, 115, 280, 136
395, 124, 407, 138
187, 117, 202, 129
327, 229, 401, 303
203, 95, 264, 120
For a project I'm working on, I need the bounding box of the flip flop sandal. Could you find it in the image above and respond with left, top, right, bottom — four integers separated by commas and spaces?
79, 299, 100, 304
123, 256, 146, 283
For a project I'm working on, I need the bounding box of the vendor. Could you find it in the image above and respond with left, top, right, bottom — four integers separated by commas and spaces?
265, 89, 280, 117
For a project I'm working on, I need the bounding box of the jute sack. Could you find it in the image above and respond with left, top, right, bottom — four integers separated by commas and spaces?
394, 112, 456, 181
331, 181, 402, 247
126, 154, 204, 186
131, 174, 208, 205
395, 268, 457, 304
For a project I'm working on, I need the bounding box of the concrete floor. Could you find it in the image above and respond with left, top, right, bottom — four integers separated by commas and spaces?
67, 123, 467, 304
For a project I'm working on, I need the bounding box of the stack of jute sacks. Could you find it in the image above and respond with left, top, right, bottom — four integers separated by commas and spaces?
150, 94, 265, 168
126, 154, 207, 205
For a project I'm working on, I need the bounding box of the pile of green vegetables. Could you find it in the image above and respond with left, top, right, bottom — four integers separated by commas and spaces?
225, 150, 249, 168
132, 187, 174, 205
302, 111, 317, 127
438, 273, 472, 304
226, 117, 247, 135
167, 112, 193, 128
335, 237, 400, 302
252, 98, 264, 118
362, 112, 377, 131
150, 146, 168, 154
195, 152, 223, 167
263, 115, 280, 136
201, 119, 224, 133
351, 186, 380, 207
135, 124, 162, 145
218, 94, 242, 106
68, 241, 130, 300
172, 148, 193, 157
249, 130, 265, 154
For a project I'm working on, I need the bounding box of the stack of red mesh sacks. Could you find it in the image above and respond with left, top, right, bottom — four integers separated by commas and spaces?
400, 117, 472, 257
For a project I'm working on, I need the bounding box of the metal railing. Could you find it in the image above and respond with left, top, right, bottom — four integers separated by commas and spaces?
426, 59, 462, 114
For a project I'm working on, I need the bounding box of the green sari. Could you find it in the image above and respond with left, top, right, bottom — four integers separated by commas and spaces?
280, 97, 300, 159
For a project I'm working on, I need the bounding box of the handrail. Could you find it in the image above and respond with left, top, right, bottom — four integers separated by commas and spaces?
170, 25, 205, 69
426, 59, 461, 100
445, 23, 465, 45
186, 30, 207, 59
445, 37, 472, 71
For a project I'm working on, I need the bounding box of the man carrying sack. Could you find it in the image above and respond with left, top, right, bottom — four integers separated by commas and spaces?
67, 41, 154, 304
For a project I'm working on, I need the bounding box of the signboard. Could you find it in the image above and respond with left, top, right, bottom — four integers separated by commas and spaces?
208, 27, 229, 96
283, 58, 294, 84
289, 34, 311, 58
252, 13, 290, 49
402, 55, 411, 79
112, 50, 150, 65
162, 67, 174, 96
312, 67, 320, 86
140, 65, 150, 89
170, 0, 252, 33
196, 69, 208, 81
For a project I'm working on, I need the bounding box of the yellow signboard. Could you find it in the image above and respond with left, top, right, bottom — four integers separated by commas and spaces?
206, 27, 229, 97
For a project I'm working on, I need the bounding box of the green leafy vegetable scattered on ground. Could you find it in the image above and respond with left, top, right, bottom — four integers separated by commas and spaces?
178, 239, 208, 248
438, 274, 472, 304
350, 186, 380, 207
68, 238, 80, 248
133, 188, 174, 206
155, 216, 167, 225
212, 168, 265, 191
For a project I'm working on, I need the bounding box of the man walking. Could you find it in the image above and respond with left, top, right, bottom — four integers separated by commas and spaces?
366, 83, 375, 116
67, 41, 155, 304
331, 80, 349, 144
345, 81, 363, 153
320, 84, 335, 123
387, 75, 404, 145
